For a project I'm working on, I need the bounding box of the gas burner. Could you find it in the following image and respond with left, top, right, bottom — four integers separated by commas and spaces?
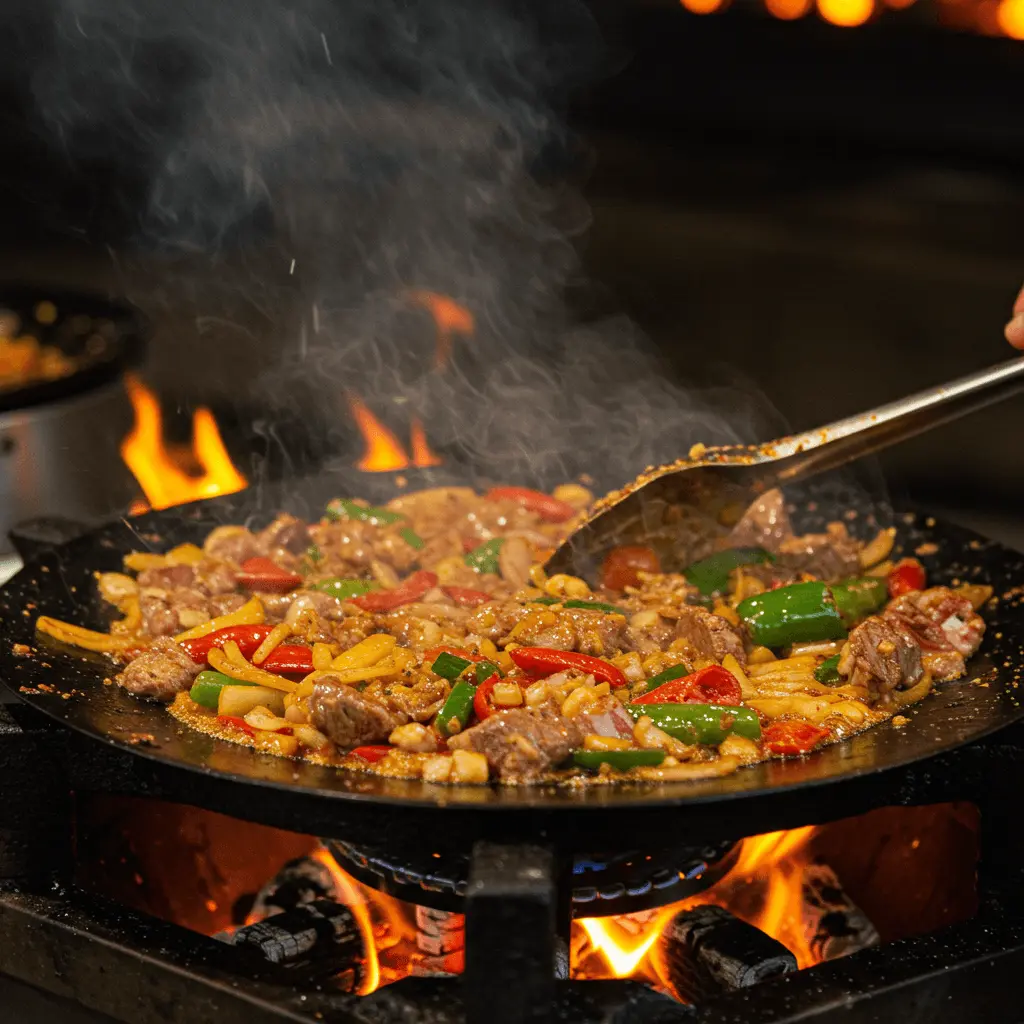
325, 837, 738, 917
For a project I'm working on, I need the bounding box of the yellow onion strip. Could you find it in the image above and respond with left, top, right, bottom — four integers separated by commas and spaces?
326, 649, 417, 685
174, 597, 264, 643
36, 617, 142, 653
123, 543, 204, 572
252, 623, 291, 665
207, 647, 297, 693
330, 634, 397, 671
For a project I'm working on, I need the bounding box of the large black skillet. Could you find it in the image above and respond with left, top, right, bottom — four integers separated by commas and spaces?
1, 468, 1022, 847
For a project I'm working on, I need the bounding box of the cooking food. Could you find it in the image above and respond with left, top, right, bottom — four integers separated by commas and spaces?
33, 484, 991, 785
0, 302, 78, 392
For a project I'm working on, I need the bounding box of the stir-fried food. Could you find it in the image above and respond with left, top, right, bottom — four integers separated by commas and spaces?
34, 484, 992, 785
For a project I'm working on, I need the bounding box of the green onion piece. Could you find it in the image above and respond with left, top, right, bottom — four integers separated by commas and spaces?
475, 660, 501, 683
573, 749, 666, 771
325, 498, 403, 525
305, 544, 323, 563
190, 670, 250, 709
530, 596, 560, 605
813, 654, 842, 685
400, 527, 425, 551
435, 681, 477, 738
563, 599, 628, 616
465, 537, 504, 575
684, 547, 774, 596
431, 651, 473, 681
639, 662, 691, 694
312, 577, 377, 600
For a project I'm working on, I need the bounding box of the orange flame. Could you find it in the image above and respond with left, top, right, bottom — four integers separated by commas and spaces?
409, 417, 443, 468
408, 290, 475, 370
121, 374, 247, 512
347, 398, 444, 472
817, 0, 874, 24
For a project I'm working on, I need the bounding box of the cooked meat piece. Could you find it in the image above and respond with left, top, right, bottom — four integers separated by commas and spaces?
137, 564, 196, 591
203, 526, 263, 566
285, 592, 348, 627
465, 602, 531, 642
116, 638, 201, 701
923, 649, 966, 682
193, 559, 239, 595
376, 678, 450, 722
578, 696, 635, 739
309, 678, 409, 747
625, 614, 676, 653
503, 608, 628, 657
884, 587, 985, 659
138, 594, 179, 637
674, 606, 747, 666
448, 708, 582, 781
838, 616, 923, 705
727, 488, 794, 551
209, 593, 248, 616
777, 522, 861, 581
257, 513, 311, 556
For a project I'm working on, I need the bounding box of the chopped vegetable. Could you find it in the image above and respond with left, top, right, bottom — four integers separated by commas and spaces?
190, 670, 248, 709
562, 599, 627, 616
530, 595, 561, 605
325, 499, 402, 525
424, 644, 485, 665
508, 647, 628, 687
639, 663, 692, 694
35, 616, 142, 653
683, 547, 774, 597
305, 545, 323, 564
217, 715, 255, 736
464, 538, 504, 575
473, 672, 502, 721
431, 651, 473, 681
601, 546, 661, 591
350, 745, 392, 763
484, 486, 576, 523
475, 660, 501, 683
400, 527, 425, 550
632, 665, 742, 707
442, 585, 492, 607
736, 582, 847, 648
174, 597, 264, 643
331, 635, 398, 670
888, 558, 927, 598
312, 577, 377, 601
207, 648, 298, 692
573, 749, 666, 771
813, 654, 842, 685
436, 681, 478, 737
625, 703, 762, 745
762, 720, 830, 755
830, 577, 888, 623
350, 570, 438, 611
237, 557, 303, 594
180, 625, 313, 674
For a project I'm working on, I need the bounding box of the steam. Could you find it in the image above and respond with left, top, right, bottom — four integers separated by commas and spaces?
32, 0, 787, 491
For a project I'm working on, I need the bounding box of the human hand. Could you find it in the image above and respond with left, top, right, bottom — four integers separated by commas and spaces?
1006, 284, 1024, 349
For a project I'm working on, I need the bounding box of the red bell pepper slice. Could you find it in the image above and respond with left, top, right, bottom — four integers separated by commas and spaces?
442, 585, 492, 608
260, 645, 314, 675
350, 745, 392, 763
508, 646, 628, 687
350, 570, 438, 612
181, 625, 275, 664
473, 672, 502, 722
484, 487, 576, 523
762, 720, 830, 756
237, 557, 303, 594
632, 665, 742, 707
217, 715, 256, 736
600, 545, 661, 591
888, 558, 926, 599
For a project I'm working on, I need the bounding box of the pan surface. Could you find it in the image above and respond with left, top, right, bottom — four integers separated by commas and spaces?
1, 477, 1022, 813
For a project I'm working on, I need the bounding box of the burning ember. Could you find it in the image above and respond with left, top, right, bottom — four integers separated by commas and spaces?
122, 374, 247, 513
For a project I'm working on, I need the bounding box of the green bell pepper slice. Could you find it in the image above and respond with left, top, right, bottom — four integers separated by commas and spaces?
400, 527, 425, 551
573, 749, 666, 771
737, 581, 846, 648
831, 577, 887, 623
190, 670, 254, 709
684, 547, 774, 596
530, 595, 560, 605
638, 662, 692, 694
435, 681, 477, 737
312, 577, 377, 601
325, 498, 403, 525
813, 654, 842, 685
431, 651, 473, 681
625, 702, 762, 745
563, 599, 628, 616
475, 660, 501, 683
465, 537, 504, 575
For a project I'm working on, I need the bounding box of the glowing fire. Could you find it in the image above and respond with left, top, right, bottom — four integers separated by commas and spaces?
408, 290, 475, 370
575, 825, 820, 985
121, 374, 247, 513
346, 394, 444, 472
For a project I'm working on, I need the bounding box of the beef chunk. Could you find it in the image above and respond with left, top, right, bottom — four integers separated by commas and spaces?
577, 696, 635, 740
310, 679, 408, 747
203, 526, 263, 566
137, 564, 196, 591
501, 607, 628, 657
674, 606, 747, 666
448, 708, 582, 781
777, 522, 861, 581
884, 587, 984, 661
728, 488, 794, 551
258, 513, 311, 556
138, 594, 179, 637
839, 616, 923, 705
116, 638, 201, 701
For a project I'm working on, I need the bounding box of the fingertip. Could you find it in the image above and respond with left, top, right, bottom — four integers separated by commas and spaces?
1014, 285, 1024, 316
1005, 313, 1024, 349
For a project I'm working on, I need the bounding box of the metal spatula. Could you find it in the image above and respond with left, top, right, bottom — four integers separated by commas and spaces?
544, 355, 1024, 580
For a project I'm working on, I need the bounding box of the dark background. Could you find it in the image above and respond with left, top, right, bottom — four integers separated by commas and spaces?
1, 0, 1021, 542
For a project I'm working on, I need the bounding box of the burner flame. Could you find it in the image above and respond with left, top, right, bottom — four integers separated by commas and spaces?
121, 374, 247, 512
